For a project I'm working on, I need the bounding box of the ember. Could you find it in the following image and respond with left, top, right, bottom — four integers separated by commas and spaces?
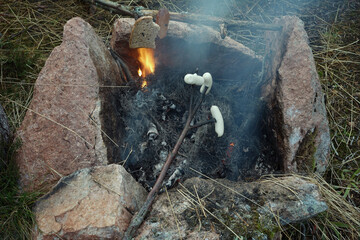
227, 142, 235, 158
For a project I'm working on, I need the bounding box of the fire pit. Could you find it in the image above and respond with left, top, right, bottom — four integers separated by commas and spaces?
17, 16, 330, 239
105, 19, 283, 191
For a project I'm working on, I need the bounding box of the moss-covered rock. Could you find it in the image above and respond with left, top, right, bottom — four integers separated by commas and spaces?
137, 176, 327, 239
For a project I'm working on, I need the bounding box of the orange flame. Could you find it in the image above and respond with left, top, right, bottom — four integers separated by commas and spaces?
138, 68, 142, 77
141, 80, 148, 88
137, 48, 155, 77
230, 142, 235, 147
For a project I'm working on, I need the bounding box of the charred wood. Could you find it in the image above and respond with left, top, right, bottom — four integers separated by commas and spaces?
109, 48, 133, 82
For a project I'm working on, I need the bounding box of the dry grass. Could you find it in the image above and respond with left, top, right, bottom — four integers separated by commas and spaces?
304, 3, 360, 238
0, 0, 359, 239
310, 6, 360, 201
0, 0, 116, 129
0, 0, 117, 238
260, 174, 360, 239
177, 186, 244, 239
311, 175, 360, 239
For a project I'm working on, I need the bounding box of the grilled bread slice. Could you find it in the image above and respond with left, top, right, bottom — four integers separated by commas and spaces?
129, 16, 160, 49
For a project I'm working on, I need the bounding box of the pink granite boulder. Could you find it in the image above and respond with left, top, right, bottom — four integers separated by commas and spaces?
16, 17, 123, 192
33, 164, 147, 239
262, 16, 330, 174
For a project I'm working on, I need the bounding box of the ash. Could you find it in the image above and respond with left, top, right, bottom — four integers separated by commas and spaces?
116, 67, 279, 190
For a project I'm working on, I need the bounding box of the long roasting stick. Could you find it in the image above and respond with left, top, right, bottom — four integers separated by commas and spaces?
141, 9, 282, 31
83, 0, 282, 31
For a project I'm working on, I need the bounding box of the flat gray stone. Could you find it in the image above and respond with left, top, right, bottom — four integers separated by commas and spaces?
137, 176, 327, 239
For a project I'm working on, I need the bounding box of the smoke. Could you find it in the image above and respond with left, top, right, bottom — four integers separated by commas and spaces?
117, 0, 342, 183
188, 0, 232, 18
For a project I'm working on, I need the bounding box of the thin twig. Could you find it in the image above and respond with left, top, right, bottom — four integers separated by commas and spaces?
82, 0, 135, 17
190, 118, 216, 129
109, 48, 133, 82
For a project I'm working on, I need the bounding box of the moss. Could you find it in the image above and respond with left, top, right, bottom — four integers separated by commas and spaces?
294, 128, 318, 173
180, 185, 281, 239
255, 213, 280, 239
184, 202, 281, 239
219, 210, 248, 234
183, 208, 200, 230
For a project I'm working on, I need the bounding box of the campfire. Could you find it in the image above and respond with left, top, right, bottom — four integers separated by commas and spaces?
15, 7, 331, 238
105, 17, 292, 237
111, 20, 280, 192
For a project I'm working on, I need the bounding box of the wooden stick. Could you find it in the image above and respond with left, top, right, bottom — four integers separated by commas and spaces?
83, 0, 282, 31
141, 10, 282, 31
109, 48, 133, 82
83, 0, 134, 17
190, 118, 216, 129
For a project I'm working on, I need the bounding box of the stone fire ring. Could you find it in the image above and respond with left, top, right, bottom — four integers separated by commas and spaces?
15, 17, 330, 239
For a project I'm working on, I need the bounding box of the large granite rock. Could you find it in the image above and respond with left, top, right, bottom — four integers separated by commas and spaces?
136, 176, 327, 239
15, 17, 123, 192
262, 16, 330, 174
34, 164, 147, 239
111, 18, 262, 81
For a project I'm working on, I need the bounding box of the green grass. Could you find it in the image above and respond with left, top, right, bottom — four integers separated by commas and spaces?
0, 41, 39, 129
0, 140, 43, 240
